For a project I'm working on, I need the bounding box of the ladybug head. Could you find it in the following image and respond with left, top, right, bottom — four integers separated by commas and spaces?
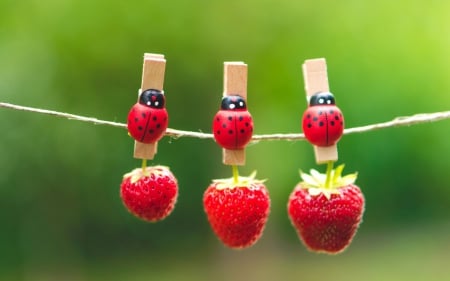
309, 92, 335, 106
221, 95, 247, 110
139, 89, 165, 109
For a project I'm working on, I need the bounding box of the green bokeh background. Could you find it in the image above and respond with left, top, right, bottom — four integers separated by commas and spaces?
1, 0, 449, 280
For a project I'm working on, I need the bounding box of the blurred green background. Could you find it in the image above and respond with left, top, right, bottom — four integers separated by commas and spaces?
1, 0, 449, 280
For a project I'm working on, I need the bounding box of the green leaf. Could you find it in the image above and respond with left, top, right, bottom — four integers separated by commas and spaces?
298, 163, 358, 194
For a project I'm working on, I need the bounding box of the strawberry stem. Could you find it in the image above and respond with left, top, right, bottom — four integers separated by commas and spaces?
232, 165, 239, 185
141, 159, 148, 175
325, 161, 334, 189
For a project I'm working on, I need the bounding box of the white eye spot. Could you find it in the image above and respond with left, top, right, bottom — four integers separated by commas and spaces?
229, 104, 236, 109
154, 101, 159, 107
319, 98, 325, 104
147, 101, 151, 106
327, 100, 331, 104
239, 101, 244, 107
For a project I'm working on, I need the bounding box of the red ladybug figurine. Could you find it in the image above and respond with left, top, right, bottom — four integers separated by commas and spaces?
127, 89, 168, 144
302, 92, 344, 147
213, 95, 253, 150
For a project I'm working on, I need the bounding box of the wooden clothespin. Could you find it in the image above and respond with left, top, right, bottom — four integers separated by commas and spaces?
222, 62, 248, 166
134, 53, 166, 159
302, 58, 338, 164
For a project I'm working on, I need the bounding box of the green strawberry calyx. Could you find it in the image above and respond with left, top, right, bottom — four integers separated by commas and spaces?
212, 171, 266, 190
124, 165, 170, 184
299, 164, 357, 199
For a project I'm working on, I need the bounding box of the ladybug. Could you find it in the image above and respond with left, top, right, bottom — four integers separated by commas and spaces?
302, 92, 344, 147
213, 95, 253, 150
127, 89, 168, 144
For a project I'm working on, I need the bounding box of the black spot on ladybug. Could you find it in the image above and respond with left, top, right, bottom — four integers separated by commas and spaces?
340, 122, 343, 125
319, 121, 324, 127
222, 123, 227, 128
239, 116, 243, 121
149, 129, 154, 134
313, 117, 318, 122
134, 118, 139, 122
141, 113, 146, 118
216, 117, 220, 122
240, 129, 245, 133
335, 115, 339, 121
153, 116, 157, 121
245, 122, 249, 127
307, 123, 312, 128
138, 126, 143, 131
156, 124, 161, 128
228, 116, 232, 121
330, 121, 335, 126
216, 130, 221, 135
330, 110, 334, 114
228, 130, 233, 134
318, 111, 323, 115
306, 114, 311, 119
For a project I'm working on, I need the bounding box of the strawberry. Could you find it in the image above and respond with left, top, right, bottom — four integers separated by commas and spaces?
203, 172, 270, 249
287, 164, 364, 254
120, 165, 178, 222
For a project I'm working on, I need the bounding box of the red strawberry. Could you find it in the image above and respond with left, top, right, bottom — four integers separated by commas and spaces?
203, 172, 270, 249
288, 164, 364, 254
120, 165, 178, 222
